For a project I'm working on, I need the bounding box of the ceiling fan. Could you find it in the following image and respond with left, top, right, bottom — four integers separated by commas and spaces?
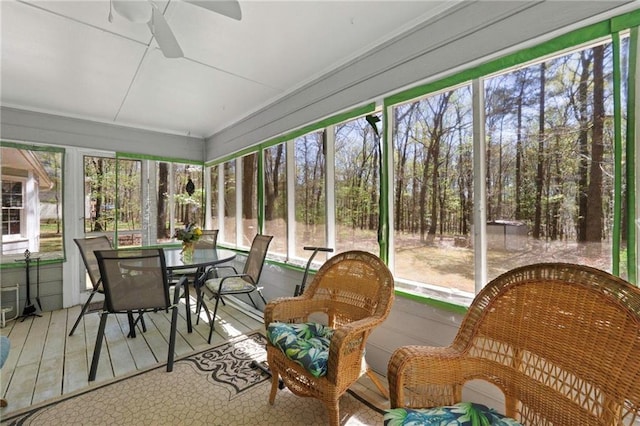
109, 0, 242, 58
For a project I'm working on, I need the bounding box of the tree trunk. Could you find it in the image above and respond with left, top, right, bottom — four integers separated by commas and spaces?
242, 155, 256, 219
533, 62, 546, 239
157, 162, 169, 238
576, 51, 592, 242
92, 158, 104, 232
515, 82, 524, 221
586, 45, 604, 242
264, 144, 283, 221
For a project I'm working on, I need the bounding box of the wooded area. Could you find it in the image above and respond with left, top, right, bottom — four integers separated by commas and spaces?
393, 40, 625, 255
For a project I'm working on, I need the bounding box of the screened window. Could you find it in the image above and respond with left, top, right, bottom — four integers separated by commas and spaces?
84, 156, 142, 247
334, 115, 381, 255
392, 85, 474, 293
241, 153, 258, 247
294, 131, 327, 259
264, 143, 287, 255
223, 160, 237, 245
1, 145, 63, 258
484, 39, 620, 281
151, 161, 204, 244
172, 163, 204, 231
209, 164, 220, 231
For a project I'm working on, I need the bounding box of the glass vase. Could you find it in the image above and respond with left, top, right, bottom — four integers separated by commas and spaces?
181, 241, 195, 262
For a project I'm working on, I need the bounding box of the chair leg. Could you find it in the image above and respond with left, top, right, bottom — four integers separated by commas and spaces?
89, 312, 108, 381
208, 293, 223, 344
127, 312, 136, 338
257, 289, 267, 306
366, 368, 389, 399
195, 290, 202, 325
68, 290, 97, 336
268, 360, 280, 405
182, 282, 192, 333
139, 311, 147, 332
326, 401, 340, 426
246, 293, 258, 309
196, 288, 213, 327
167, 305, 178, 372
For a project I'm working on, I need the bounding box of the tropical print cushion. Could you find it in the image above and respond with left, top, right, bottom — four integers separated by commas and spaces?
384, 402, 522, 426
266, 322, 334, 377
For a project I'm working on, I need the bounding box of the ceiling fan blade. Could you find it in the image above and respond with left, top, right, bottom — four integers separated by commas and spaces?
184, 0, 242, 21
112, 0, 152, 23
148, 5, 184, 58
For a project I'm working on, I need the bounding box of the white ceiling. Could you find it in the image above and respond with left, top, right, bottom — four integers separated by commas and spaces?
1, 0, 462, 139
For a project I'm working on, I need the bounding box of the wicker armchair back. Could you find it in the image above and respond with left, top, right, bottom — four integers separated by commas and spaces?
388, 263, 640, 425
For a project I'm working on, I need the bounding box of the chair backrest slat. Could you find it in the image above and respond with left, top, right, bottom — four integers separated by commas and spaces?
95, 248, 170, 312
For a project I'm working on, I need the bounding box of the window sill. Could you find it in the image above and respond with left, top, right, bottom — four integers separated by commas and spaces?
394, 279, 473, 314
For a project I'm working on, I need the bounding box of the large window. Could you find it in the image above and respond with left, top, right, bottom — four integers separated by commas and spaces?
153, 160, 204, 244
334, 115, 381, 255
1, 144, 63, 259
294, 131, 327, 259
209, 164, 220, 231
484, 39, 621, 281
84, 155, 141, 247
172, 163, 204, 232
264, 143, 287, 255
241, 153, 258, 247
392, 85, 474, 293
223, 160, 237, 245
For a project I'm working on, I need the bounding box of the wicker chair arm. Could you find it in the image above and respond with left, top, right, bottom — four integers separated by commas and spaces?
388, 345, 466, 409
263, 297, 328, 326
324, 316, 384, 384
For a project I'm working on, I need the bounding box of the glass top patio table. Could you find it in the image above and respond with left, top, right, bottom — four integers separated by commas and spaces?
163, 248, 236, 333
163, 248, 236, 272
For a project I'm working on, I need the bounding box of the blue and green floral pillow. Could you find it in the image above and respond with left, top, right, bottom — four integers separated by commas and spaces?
266, 322, 334, 377
384, 402, 522, 426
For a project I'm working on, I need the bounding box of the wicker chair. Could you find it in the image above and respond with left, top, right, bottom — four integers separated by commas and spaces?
387, 263, 640, 425
265, 250, 394, 426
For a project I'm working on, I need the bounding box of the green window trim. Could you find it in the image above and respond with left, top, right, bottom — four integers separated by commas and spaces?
394, 288, 470, 315
206, 103, 376, 167
1, 141, 65, 154
626, 27, 638, 282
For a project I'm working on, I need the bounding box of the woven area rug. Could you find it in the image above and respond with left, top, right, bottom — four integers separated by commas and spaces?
1, 332, 384, 425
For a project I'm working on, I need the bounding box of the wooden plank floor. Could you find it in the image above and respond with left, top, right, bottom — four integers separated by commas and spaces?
0, 294, 263, 417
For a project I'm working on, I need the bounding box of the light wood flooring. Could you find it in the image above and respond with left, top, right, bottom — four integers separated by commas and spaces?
0, 294, 263, 418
